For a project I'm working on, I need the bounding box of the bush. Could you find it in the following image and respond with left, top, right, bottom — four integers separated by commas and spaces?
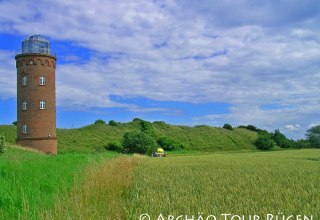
293, 139, 311, 149
246, 125, 258, 132
223, 123, 233, 130
139, 120, 156, 137
306, 125, 320, 148
157, 137, 185, 151
0, 135, 6, 154
94, 119, 106, 125
255, 133, 275, 150
105, 141, 123, 152
108, 120, 118, 126
12, 121, 17, 126
271, 129, 293, 148
123, 131, 157, 154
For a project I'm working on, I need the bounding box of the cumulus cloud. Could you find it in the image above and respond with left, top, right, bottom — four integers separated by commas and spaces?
1, 0, 320, 138
285, 124, 301, 131
0, 50, 16, 99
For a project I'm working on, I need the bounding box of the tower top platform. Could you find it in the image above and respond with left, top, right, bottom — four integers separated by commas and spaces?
16, 35, 55, 56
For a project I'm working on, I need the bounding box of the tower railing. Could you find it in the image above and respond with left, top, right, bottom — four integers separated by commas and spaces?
15, 49, 56, 56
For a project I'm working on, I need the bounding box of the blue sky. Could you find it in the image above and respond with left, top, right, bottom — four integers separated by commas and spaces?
0, 0, 320, 139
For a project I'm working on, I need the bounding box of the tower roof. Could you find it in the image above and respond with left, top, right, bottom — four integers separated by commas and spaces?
22, 35, 51, 55
24, 35, 49, 42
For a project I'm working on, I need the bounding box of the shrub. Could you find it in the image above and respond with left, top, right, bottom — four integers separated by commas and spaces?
255, 133, 275, 150
306, 125, 320, 148
223, 123, 233, 130
133, 118, 143, 122
157, 137, 185, 151
94, 119, 106, 125
0, 135, 6, 154
12, 121, 17, 126
153, 121, 166, 125
271, 129, 293, 148
105, 141, 123, 152
123, 131, 157, 154
108, 120, 118, 126
293, 139, 311, 149
246, 125, 258, 132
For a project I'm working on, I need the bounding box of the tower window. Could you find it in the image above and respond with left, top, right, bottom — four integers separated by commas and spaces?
22, 76, 28, 86
22, 124, 28, 134
40, 100, 46, 109
22, 101, 27, 111
39, 75, 45, 85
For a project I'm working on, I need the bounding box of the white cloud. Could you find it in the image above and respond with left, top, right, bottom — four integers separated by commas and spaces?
1, 0, 320, 138
0, 50, 16, 99
285, 124, 301, 131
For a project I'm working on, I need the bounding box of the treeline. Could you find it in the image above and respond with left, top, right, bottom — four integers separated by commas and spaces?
235, 124, 319, 150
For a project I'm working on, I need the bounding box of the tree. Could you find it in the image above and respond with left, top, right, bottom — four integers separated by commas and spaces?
223, 123, 233, 130
108, 120, 118, 126
0, 135, 6, 154
12, 121, 17, 126
246, 125, 258, 132
105, 141, 123, 152
123, 131, 157, 154
272, 129, 293, 148
94, 119, 106, 125
157, 137, 185, 151
306, 125, 320, 148
255, 132, 275, 150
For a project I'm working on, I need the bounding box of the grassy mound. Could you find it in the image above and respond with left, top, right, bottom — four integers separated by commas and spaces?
0, 121, 257, 153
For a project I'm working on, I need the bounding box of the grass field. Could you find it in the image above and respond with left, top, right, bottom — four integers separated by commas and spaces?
125, 149, 320, 219
0, 143, 319, 219
0, 145, 118, 219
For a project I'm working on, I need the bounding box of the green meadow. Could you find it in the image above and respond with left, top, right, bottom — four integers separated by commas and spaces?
0, 124, 319, 219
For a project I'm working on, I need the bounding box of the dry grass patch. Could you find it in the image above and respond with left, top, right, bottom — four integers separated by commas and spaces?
40, 156, 139, 219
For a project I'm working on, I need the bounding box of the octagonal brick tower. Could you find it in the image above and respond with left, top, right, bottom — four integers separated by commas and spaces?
15, 35, 57, 154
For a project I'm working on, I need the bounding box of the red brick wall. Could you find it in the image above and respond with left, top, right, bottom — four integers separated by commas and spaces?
16, 138, 57, 154
15, 53, 57, 154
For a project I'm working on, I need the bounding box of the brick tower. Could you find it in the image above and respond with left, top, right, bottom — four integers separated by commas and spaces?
15, 35, 57, 154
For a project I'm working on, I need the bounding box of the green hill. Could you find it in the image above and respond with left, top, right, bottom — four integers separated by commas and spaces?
0, 121, 257, 153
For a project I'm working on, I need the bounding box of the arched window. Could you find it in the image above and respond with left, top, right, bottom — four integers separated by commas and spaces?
22, 76, 28, 86
22, 101, 27, 111
22, 124, 28, 134
40, 100, 46, 109
39, 75, 45, 85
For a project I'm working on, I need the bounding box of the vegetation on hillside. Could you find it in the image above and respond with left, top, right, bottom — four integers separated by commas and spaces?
255, 130, 275, 150
0, 120, 258, 154
0, 135, 6, 153
1, 120, 318, 153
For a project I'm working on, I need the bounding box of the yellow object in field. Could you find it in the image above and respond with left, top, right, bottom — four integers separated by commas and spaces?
156, 148, 164, 153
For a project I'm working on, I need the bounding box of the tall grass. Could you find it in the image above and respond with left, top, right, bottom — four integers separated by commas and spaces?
40, 156, 139, 219
125, 149, 320, 219
0, 145, 117, 219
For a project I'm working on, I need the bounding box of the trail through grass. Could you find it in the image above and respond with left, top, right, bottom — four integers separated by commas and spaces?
40, 156, 139, 219
0, 145, 117, 219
